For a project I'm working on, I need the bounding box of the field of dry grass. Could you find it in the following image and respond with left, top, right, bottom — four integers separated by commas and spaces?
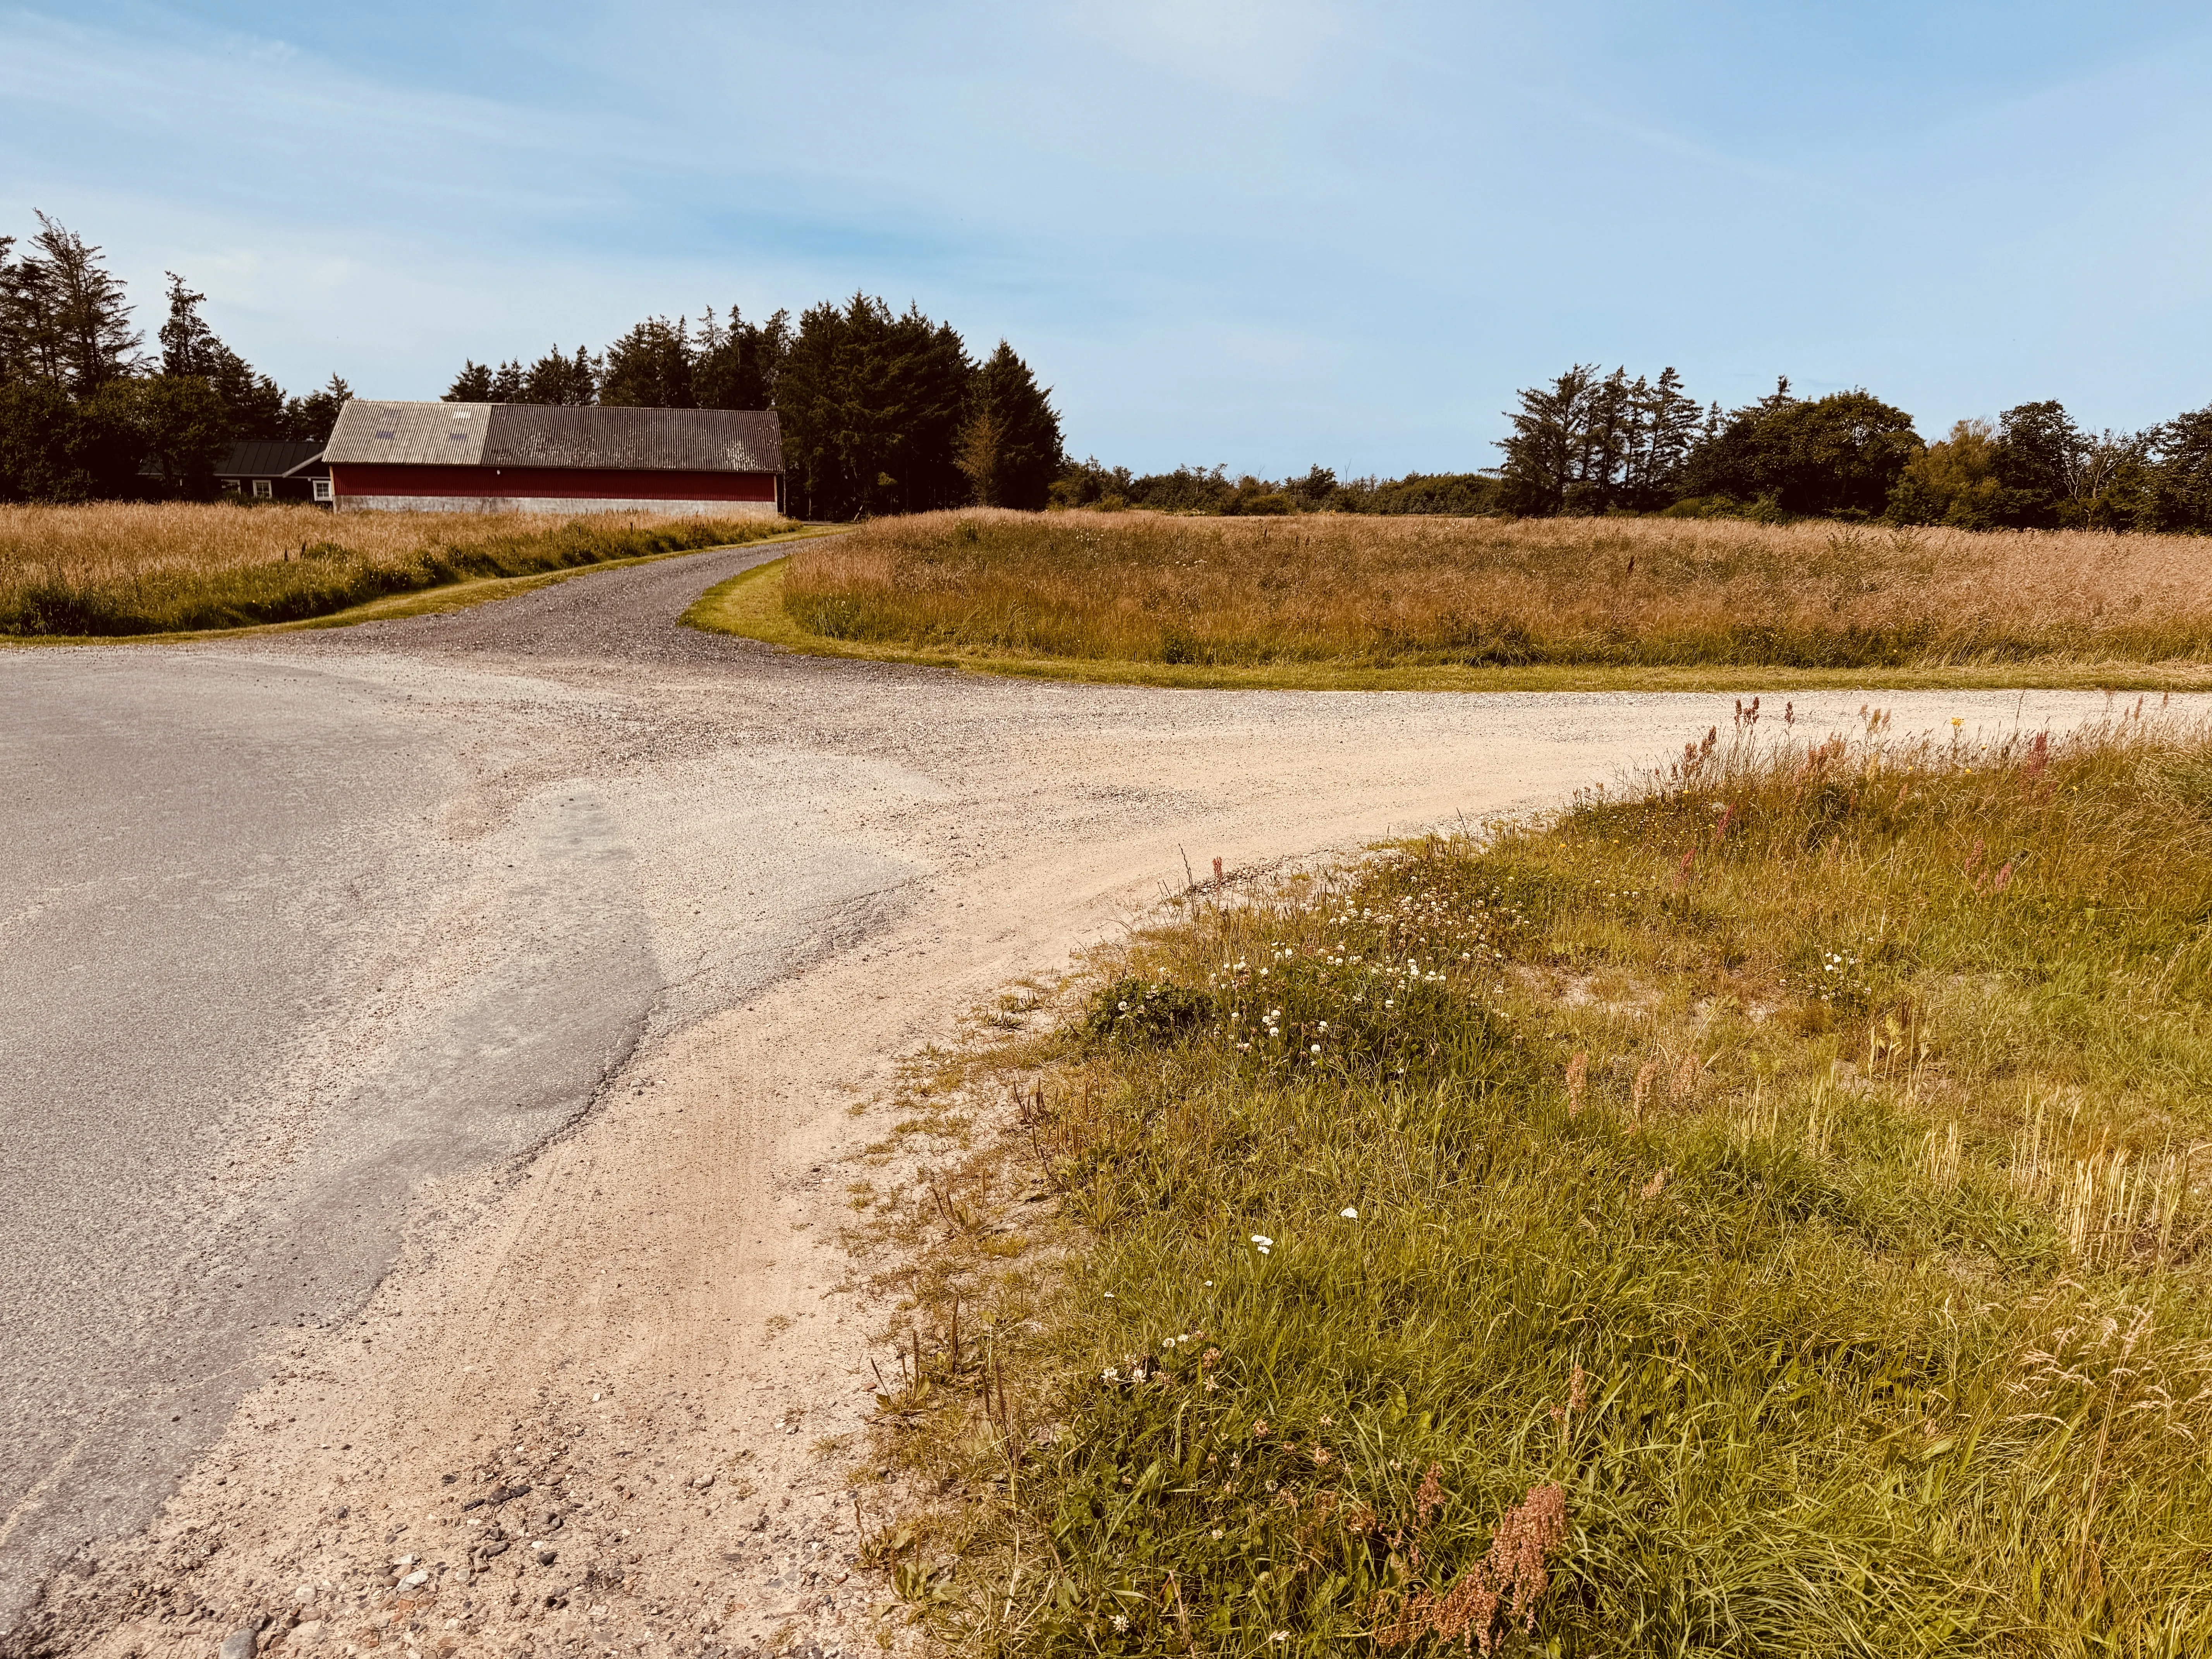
0, 502, 793, 636
781, 510, 2212, 672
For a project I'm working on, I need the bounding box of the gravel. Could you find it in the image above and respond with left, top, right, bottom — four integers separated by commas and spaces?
6, 539, 2184, 1649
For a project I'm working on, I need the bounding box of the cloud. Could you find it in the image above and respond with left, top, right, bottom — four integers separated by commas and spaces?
1064, 0, 1354, 95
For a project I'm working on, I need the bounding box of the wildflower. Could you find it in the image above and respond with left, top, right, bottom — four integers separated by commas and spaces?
1310, 1044, 1322, 1055
1251, 1233, 1273, 1250
1340, 1206, 1358, 1219
1102, 1368, 1119, 1382
1112, 1614, 1130, 1633
1211, 1527, 1224, 1539
1252, 1419, 1268, 1438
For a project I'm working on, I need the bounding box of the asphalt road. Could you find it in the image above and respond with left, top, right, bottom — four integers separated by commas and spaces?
0, 544, 2167, 1642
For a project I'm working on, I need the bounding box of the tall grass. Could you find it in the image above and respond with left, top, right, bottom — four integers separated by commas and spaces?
785, 510, 2212, 669
877, 711, 2212, 1655
0, 502, 793, 635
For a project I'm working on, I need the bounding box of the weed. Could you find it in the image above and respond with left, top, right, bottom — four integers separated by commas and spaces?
872, 714, 2212, 1654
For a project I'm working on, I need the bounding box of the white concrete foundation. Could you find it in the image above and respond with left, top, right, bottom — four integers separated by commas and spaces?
336, 496, 780, 516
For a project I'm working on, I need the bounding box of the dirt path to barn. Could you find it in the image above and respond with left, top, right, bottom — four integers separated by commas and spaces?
1, 545, 2165, 1659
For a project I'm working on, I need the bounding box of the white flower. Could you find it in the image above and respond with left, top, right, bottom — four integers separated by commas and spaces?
1250, 1234, 1273, 1247
1310, 1044, 1322, 1054
1102, 1368, 1118, 1382
1340, 1207, 1359, 1219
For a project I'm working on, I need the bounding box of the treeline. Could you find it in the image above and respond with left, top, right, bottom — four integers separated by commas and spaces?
1056, 366, 2212, 531
440, 298, 1062, 519
1490, 363, 2212, 531
0, 212, 1067, 518
1049, 460, 1503, 516
0, 214, 350, 500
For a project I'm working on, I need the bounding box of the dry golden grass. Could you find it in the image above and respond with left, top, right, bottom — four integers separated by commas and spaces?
783, 509, 2212, 670
0, 501, 792, 636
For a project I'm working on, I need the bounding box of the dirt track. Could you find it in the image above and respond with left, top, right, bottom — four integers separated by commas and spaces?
1, 545, 2163, 1659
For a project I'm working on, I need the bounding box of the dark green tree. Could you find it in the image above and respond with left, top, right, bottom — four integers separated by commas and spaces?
599, 316, 697, 408
14, 213, 142, 394
135, 372, 230, 493
694, 306, 790, 410
281, 374, 352, 443
524, 344, 598, 405
2147, 405, 2212, 532
1681, 383, 1922, 517
1990, 400, 2085, 527
776, 295, 974, 519
159, 273, 288, 441
957, 340, 1061, 508
444, 360, 494, 401
1496, 365, 1600, 515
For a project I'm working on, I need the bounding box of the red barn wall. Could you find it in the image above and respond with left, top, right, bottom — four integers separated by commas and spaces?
331, 464, 779, 516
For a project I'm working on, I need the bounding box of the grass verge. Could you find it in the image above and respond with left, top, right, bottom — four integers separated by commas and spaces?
3, 522, 841, 646
859, 709, 2212, 1655
0, 502, 813, 639
690, 555, 2212, 693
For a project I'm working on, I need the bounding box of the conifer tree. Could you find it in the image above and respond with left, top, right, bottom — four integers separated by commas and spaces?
959, 340, 1062, 508
444, 360, 494, 401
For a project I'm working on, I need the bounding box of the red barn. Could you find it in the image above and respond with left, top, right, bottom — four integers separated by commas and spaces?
322, 401, 783, 517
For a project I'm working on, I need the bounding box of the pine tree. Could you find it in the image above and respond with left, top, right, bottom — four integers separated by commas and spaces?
444, 360, 494, 402
161, 273, 288, 441
524, 345, 598, 405
694, 306, 790, 410
282, 374, 352, 443
1495, 365, 1599, 516
599, 316, 696, 408
19, 213, 142, 394
960, 341, 1062, 508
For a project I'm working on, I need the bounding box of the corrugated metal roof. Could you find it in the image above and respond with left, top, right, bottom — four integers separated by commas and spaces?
323, 402, 782, 472
216, 440, 328, 478
326, 402, 492, 465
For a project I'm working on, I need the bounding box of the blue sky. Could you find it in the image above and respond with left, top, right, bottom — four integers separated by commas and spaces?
3, 2, 2209, 474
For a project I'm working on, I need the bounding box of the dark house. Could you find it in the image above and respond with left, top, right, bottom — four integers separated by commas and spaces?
321, 402, 783, 516
214, 441, 331, 504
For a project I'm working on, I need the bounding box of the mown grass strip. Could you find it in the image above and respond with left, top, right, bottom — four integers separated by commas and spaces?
866, 711, 2212, 1655
688, 555, 2212, 693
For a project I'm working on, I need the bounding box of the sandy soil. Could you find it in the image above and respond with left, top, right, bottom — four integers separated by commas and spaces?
7, 548, 2174, 1659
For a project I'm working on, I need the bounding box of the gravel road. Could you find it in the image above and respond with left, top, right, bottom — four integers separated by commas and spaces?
0, 544, 2171, 1656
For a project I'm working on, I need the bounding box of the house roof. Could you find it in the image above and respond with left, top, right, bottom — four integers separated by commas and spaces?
323, 402, 783, 472
216, 440, 328, 479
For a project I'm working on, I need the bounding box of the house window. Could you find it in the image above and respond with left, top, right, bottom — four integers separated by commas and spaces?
252, 479, 273, 499
312, 478, 333, 503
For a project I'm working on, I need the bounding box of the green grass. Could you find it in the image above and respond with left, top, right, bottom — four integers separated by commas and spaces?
0, 514, 811, 639
870, 712, 2212, 1656
689, 557, 2212, 694
3, 523, 840, 646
